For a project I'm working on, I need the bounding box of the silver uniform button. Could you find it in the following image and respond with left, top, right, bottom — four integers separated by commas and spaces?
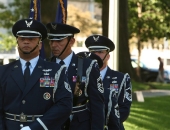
20, 124, 23, 128
22, 100, 26, 104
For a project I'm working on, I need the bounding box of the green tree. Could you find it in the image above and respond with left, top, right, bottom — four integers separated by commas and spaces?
0, 0, 30, 29
0, 0, 102, 58
128, 0, 170, 78
67, 5, 101, 37
95, 0, 170, 81
95, 0, 136, 79
0, 0, 59, 58
0, 34, 16, 51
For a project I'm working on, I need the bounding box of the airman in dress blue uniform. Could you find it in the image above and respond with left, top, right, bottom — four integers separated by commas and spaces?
46, 23, 105, 130
85, 35, 132, 130
0, 19, 72, 130
76, 51, 120, 130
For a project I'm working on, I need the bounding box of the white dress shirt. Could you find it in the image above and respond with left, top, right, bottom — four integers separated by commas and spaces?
100, 66, 108, 80
56, 52, 73, 68
20, 56, 39, 75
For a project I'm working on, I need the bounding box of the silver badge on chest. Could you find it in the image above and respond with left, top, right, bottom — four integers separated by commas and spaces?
43, 92, 51, 100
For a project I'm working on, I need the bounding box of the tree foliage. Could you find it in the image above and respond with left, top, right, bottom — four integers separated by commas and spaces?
128, 0, 170, 79
0, 0, 30, 30
0, 34, 16, 51
0, 0, 101, 54
67, 5, 101, 37
128, 0, 170, 42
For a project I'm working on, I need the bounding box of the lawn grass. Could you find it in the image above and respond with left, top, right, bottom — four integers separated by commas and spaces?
124, 96, 170, 130
123, 81, 170, 130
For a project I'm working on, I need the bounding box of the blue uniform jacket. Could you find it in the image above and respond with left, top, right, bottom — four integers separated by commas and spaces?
104, 88, 120, 130
0, 58, 72, 130
103, 67, 132, 130
51, 53, 105, 130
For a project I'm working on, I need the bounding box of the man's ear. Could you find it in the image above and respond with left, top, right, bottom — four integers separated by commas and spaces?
69, 37, 75, 47
38, 41, 42, 50
107, 53, 110, 60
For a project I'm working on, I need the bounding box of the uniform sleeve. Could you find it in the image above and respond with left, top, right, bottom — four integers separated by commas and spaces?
29, 67, 73, 130
105, 89, 120, 130
87, 62, 105, 130
0, 67, 5, 130
118, 74, 132, 123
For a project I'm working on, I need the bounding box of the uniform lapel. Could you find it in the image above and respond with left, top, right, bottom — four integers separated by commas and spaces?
68, 53, 78, 91
11, 60, 25, 92
22, 58, 44, 99
103, 67, 112, 89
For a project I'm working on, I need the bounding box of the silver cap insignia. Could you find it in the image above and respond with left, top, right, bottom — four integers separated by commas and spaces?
93, 36, 99, 42
51, 23, 57, 30
25, 20, 33, 27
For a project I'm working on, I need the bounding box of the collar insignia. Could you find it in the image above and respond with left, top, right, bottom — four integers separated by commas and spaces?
72, 63, 75, 66
106, 76, 110, 79
14, 65, 18, 68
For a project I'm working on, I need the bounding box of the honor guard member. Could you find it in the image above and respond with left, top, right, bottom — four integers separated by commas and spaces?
46, 23, 105, 130
0, 19, 72, 130
76, 52, 121, 130
85, 35, 132, 130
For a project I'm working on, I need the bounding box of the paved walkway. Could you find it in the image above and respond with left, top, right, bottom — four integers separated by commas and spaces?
133, 89, 170, 102
141, 89, 170, 97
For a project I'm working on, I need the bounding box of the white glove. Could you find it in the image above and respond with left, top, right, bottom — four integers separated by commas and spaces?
21, 126, 31, 130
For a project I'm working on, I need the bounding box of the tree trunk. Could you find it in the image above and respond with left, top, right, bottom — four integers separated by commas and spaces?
102, 0, 109, 37
102, 0, 138, 80
119, 0, 137, 79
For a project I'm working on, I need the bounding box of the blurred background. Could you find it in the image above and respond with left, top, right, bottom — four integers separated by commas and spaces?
0, 0, 170, 129
1, 0, 170, 83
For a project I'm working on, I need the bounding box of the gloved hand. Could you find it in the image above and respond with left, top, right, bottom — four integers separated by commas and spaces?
20, 126, 31, 130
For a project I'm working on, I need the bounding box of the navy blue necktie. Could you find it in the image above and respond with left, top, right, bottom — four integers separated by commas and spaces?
24, 62, 30, 83
59, 60, 65, 65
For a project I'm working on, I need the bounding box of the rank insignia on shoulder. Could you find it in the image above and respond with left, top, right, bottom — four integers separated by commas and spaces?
65, 82, 72, 93
114, 104, 120, 118
97, 77, 104, 93
43, 92, 51, 100
95, 62, 99, 68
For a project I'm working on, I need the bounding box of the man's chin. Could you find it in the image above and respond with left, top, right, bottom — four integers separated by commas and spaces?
52, 52, 60, 57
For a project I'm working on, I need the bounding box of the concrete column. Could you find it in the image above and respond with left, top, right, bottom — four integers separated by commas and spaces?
108, 0, 119, 70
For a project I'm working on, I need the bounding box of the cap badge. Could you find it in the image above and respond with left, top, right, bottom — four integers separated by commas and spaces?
25, 20, 33, 27
51, 23, 57, 30
84, 52, 91, 57
93, 36, 99, 42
